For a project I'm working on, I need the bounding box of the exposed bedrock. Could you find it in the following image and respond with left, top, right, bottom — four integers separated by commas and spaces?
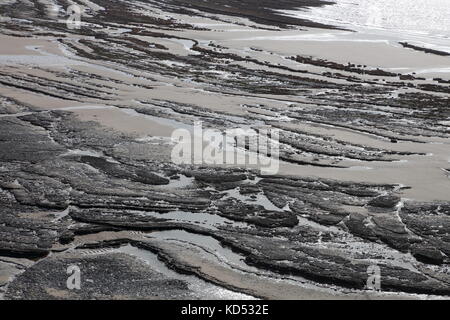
0, 107, 449, 298
0, 117, 64, 163
0, 0, 449, 299
5, 253, 194, 300
400, 202, 450, 265
368, 195, 402, 208
78, 156, 170, 186
0, 205, 57, 258
216, 198, 299, 228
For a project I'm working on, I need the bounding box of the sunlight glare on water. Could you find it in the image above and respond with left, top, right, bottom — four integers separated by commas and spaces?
283, 0, 450, 36
277, 0, 450, 53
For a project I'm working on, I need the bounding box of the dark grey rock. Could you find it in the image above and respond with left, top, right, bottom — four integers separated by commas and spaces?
216, 198, 298, 228
411, 244, 444, 265
5, 253, 194, 300
368, 195, 401, 208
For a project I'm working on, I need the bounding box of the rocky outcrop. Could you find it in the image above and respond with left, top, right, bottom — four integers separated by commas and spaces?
216, 198, 299, 228
0, 0, 449, 299
5, 253, 193, 300
368, 195, 401, 208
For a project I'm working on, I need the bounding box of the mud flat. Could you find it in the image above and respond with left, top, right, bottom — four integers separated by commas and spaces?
0, 0, 449, 299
